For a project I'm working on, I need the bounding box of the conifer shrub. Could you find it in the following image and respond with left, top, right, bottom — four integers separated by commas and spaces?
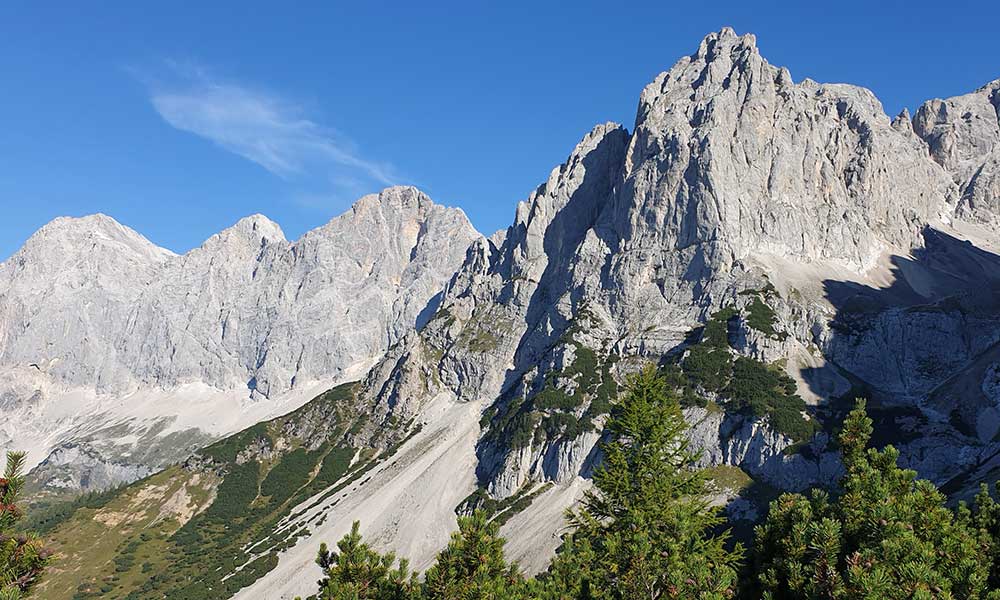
542, 366, 743, 599
753, 399, 998, 600
0, 451, 51, 599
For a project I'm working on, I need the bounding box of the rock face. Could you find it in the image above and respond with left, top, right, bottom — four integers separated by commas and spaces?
0, 215, 176, 392
914, 79, 1000, 224
0, 186, 480, 492
354, 27, 978, 500
617, 29, 953, 275
1, 187, 477, 398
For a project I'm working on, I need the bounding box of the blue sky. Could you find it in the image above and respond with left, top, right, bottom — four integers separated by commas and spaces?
2, 1, 998, 260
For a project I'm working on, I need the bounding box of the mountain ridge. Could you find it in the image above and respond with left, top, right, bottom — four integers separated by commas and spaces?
0, 185, 480, 495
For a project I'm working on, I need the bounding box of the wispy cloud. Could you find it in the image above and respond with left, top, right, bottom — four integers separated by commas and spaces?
137, 62, 397, 200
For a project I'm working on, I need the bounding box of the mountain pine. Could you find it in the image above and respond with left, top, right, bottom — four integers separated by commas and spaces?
422, 510, 528, 600
0, 451, 49, 599
753, 399, 998, 600
314, 521, 416, 600
971, 483, 1000, 592
545, 365, 742, 599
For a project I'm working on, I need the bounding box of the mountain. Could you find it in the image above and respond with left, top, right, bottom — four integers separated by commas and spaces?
24, 28, 1000, 600
0, 186, 480, 495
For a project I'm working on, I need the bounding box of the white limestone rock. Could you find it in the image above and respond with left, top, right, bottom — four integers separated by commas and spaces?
914, 79, 1000, 224
0, 186, 480, 491
356, 28, 966, 505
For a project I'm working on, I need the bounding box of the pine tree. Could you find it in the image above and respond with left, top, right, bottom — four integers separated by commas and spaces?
421, 510, 528, 600
533, 534, 598, 600
313, 521, 416, 600
753, 399, 998, 600
547, 365, 741, 599
971, 483, 1000, 591
0, 451, 50, 599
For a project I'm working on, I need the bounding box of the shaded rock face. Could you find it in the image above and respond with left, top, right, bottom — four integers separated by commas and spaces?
686, 407, 841, 493
354, 28, 999, 504
0, 186, 480, 492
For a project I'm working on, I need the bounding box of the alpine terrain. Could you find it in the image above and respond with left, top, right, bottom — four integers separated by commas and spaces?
11, 28, 1000, 600
0, 187, 480, 497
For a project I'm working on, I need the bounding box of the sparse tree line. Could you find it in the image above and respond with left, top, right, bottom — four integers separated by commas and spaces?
298, 367, 1000, 600
10, 366, 1000, 598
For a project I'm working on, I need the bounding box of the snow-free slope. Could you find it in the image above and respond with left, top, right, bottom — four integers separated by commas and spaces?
0, 186, 480, 494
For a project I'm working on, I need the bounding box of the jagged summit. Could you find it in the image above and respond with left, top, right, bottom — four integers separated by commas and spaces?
192, 214, 289, 259
34, 212, 130, 235
691, 26, 760, 67
622, 27, 954, 276
352, 185, 435, 211
346, 186, 456, 224
976, 77, 1000, 98
914, 74, 1000, 224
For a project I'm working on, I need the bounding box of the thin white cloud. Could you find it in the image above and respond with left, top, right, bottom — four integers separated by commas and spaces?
141, 63, 397, 189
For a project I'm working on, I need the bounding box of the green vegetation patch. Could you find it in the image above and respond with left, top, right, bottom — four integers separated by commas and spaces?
703, 465, 754, 493
673, 310, 815, 442
200, 421, 269, 464
36, 380, 406, 600
482, 329, 619, 452
22, 484, 123, 536
456, 482, 555, 526
746, 295, 786, 340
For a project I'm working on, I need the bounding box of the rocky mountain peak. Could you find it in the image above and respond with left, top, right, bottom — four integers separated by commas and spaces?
914, 81, 1000, 170
892, 108, 914, 134
978, 77, 1000, 105
914, 76, 1000, 224
619, 28, 954, 278
5, 213, 174, 269
506, 121, 628, 283
694, 27, 758, 59
33, 212, 129, 237
360, 31, 978, 506
194, 214, 289, 262
349, 185, 440, 220
0, 186, 479, 399
232, 213, 287, 243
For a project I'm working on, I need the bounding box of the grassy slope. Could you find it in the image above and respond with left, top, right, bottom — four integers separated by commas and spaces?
33, 382, 385, 600
36, 467, 218, 599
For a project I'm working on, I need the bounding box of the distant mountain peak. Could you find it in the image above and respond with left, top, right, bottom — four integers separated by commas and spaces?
197, 213, 288, 254
232, 214, 286, 242
350, 185, 440, 218
30, 212, 151, 244
3, 213, 175, 271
